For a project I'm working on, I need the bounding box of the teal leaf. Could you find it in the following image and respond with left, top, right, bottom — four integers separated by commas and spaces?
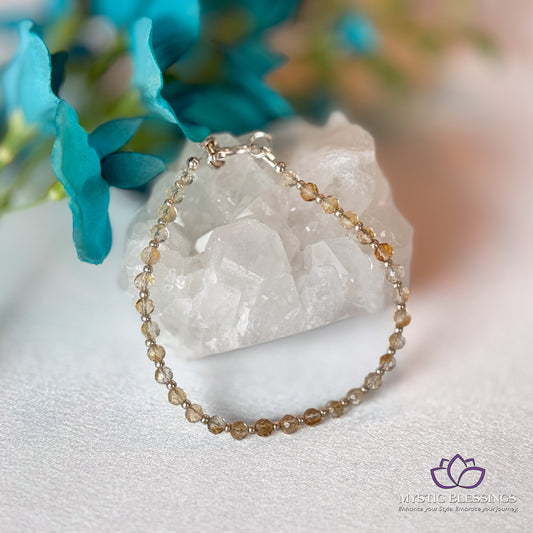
88, 117, 143, 159
101, 152, 166, 189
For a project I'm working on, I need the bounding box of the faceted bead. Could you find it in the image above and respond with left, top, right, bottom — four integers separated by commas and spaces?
147, 344, 165, 362
346, 388, 365, 405
339, 211, 359, 229
185, 404, 204, 423
392, 285, 410, 304
230, 421, 249, 440
158, 203, 177, 223
394, 309, 411, 328
207, 415, 226, 434
150, 224, 169, 243
326, 400, 344, 418
300, 182, 319, 201
134, 271, 154, 290
389, 332, 406, 350
141, 320, 160, 339
364, 372, 382, 390
379, 354, 397, 372
168, 387, 186, 405
321, 195, 339, 214
386, 264, 405, 283
254, 418, 274, 437
166, 184, 184, 203
279, 414, 299, 434
303, 408, 322, 426
375, 243, 394, 262
155, 366, 173, 384
356, 226, 375, 244
136, 297, 154, 315
178, 171, 195, 186
281, 169, 298, 187
140, 246, 160, 265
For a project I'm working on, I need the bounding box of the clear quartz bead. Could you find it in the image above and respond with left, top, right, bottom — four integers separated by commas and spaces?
207, 415, 226, 434
134, 271, 155, 290
185, 404, 204, 423
392, 285, 410, 304
168, 387, 186, 405
394, 309, 411, 328
347, 388, 365, 405
147, 344, 165, 362
281, 169, 298, 187
364, 372, 382, 390
155, 366, 173, 384
150, 224, 169, 242
140, 246, 160, 265
386, 264, 405, 283
158, 203, 177, 223
389, 332, 406, 350
135, 297, 154, 315
142, 320, 160, 339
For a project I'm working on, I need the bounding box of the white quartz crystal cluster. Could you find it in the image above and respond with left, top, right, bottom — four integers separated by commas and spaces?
123, 112, 413, 359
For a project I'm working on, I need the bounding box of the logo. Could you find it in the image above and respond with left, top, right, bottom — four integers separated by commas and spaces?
430, 454, 486, 489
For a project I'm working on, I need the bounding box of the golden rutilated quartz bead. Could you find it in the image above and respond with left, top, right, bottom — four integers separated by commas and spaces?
300, 182, 319, 201
279, 414, 299, 434
141, 320, 160, 339
379, 354, 397, 372
356, 226, 374, 245
140, 246, 161, 265
321, 195, 339, 214
158, 202, 177, 223
347, 388, 365, 405
207, 415, 226, 434
281, 170, 298, 187
166, 184, 185, 203
364, 372, 382, 390
326, 401, 344, 418
254, 418, 274, 437
185, 404, 204, 423
155, 366, 173, 384
168, 387, 186, 405
375, 243, 394, 262
389, 332, 406, 350
134, 271, 155, 290
303, 408, 322, 426
147, 344, 165, 362
392, 285, 410, 305
394, 309, 411, 328
136, 297, 154, 315
150, 223, 169, 242
339, 211, 359, 229
230, 421, 249, 440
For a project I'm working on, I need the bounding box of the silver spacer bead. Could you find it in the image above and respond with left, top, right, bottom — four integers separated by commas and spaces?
139, 290, 149, 299
370, 240, 379, 249
248, 425, 256, 434
167, 381, 177, 390
272, 422, 280, 431
395, 327, 404, 334
274, 161, 286, 174
315, 194, 324, 203
393, 281, 402, 289
396, 303, 406, 311
201, 415, 210, 424
296, 180, 304, 189
156, 218, 166, 225
355, 222, 363, 231
334, 208, 344, 217
320, 409, 328, 417
181, 400, 191, 409
340, 399, 350, 407
149, 240, 159, 248
187, 156, 199, 170
297, 416, 305, 424
387, 348, 397, 355
143, 265, 153, 273
360, 387, 368, 393
140, 315, 151, 323
145, 339, 155, 347
224, 423, 231, 432
376, 369, 384, 375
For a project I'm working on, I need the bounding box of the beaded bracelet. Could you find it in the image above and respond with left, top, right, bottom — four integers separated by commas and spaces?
134, 132, 411, 439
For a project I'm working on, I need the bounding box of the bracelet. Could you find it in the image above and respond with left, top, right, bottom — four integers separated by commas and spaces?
133, 132, 411, 440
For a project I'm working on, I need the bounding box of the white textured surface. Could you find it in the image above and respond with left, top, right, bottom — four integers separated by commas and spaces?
123, 113, 412, 359
0, 160, 532, 532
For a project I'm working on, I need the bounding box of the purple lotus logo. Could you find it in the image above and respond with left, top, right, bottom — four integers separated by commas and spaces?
430, 454, 486, 489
